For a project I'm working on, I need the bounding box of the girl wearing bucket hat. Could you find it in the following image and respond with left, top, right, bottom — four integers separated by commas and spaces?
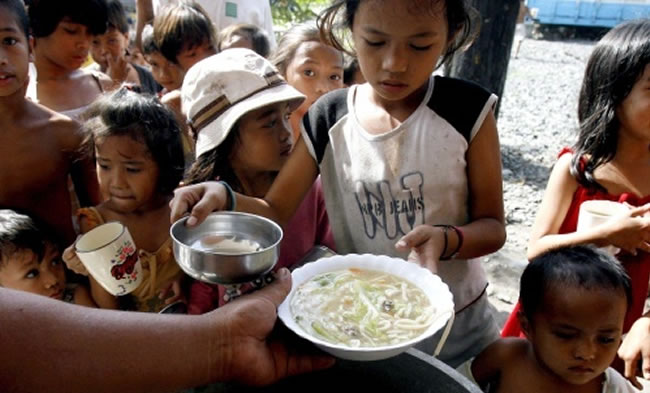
182, 49, 336, 313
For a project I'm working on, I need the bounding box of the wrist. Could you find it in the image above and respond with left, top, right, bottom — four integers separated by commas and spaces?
433, 224, 464, 260
200, 312, 229, 383
218, 181, 236, 211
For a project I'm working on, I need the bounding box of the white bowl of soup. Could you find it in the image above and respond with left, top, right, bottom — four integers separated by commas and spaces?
278, 254, 455, 361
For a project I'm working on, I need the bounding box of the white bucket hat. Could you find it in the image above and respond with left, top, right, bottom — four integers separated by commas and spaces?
181, 48, 306, 158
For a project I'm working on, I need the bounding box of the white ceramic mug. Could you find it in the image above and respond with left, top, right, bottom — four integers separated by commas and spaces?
576, 200, 629, 255
75, 222, 143, 296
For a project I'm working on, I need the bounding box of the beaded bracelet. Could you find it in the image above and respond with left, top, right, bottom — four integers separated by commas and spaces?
433, 224, 464, 260
218, 181, 237, 211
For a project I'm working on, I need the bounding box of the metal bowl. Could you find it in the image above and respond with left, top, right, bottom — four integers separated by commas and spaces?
170, 212, 283, 285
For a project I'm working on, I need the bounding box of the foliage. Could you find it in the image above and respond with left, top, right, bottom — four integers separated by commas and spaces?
271, 0, 330, 27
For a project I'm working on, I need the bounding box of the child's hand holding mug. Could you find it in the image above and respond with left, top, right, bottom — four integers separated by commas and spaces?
62, 236, 89, 276
578, 201, 650, 256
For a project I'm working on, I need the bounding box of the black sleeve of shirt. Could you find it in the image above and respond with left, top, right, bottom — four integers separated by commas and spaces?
427, 76, 494, 143
301, 87, 350, 164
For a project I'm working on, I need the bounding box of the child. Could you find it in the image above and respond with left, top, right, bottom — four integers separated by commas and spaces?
27, 0, 114, 119
140, 24, 193, 165
181, 48, 335, 312
136, 0, 277, 50
0, 0, 99, 245
217, 23, 270, 58
153, 1, 217, 72
467, 245, 644, 392
173, 0, 505, 368
271, 22, 344, 141
141, 24, 184, 94
502, 19, 650, 339
0, 209, 95, 307
89, 0, 161, 94
63, 88, 186, 312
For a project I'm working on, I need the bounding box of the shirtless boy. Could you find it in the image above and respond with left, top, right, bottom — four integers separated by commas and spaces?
467, 246, 645, 392
0, 0, 99, 244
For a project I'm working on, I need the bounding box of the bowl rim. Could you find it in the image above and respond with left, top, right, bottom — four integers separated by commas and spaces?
170, 211, 283, 256
278, 254, 455, 358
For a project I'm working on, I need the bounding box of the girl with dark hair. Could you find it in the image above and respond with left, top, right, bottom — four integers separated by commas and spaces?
502, 19, 650, 342
89, 0, 161, 94
62, 88, 186, 312
182, 49, 335, 313
172, 0, 504, 368
271, 22, 344, 141
26, 0, 115, 119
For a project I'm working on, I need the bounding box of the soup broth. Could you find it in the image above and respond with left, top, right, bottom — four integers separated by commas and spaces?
290, 268, 435, 348
191, 235, 262, 254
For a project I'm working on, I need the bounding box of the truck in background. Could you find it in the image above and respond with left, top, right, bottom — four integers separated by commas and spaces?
527, 0, 650, 28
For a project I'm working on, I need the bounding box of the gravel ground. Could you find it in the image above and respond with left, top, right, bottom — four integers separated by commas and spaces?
484, 35, 599, 326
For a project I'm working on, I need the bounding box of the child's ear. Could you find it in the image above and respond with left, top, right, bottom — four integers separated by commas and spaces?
28, 35, 35, 62
517, 309, 533, 339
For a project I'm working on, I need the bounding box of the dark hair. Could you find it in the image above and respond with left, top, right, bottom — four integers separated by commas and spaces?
344, 57, 361, 85
28, 0, 108, 37
272, 21, 341, 77
0, 0, 29, 38
141, 24, 158, 55
153, 1, 216, 64
571, 19, 650, 191
84, 88, 185, 195
105, 0, 128, 34
184, 125, 242, 191
218, 23, 271, 58
0, 209, 58, 267
317, 0, 477, 67
519, 245, 632, 321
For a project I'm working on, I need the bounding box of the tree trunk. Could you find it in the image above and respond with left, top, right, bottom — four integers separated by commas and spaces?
445, 0, 520, 117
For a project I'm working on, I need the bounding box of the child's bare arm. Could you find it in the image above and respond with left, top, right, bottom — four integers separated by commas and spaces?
395, 112, 505, 272
171, 139, 319, 228
70, 153, 101, 207
462, 110, 506, 258
471, 338, 519, 388
528, 153, 650, 259
60, 118, 101, 207
527, 154, 584, 259
135, 0, 154, 51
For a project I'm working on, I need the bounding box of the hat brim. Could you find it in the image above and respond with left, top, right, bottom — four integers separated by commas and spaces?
195, 83, 305, 158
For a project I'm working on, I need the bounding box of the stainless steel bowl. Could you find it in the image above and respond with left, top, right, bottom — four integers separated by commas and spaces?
170, 212, 283, 284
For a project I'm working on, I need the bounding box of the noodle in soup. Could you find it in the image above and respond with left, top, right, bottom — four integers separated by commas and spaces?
290, 268, 436, 348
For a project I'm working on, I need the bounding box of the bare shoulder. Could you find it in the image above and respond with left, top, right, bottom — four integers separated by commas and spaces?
480, 337, 528, 362
553, 151, 574, 173
44, 108, 84, 151
22, 100, 82, 143
546, 151, 579, 192
471, 337, 530, 384
77, 68, 113, 92
94, 71, 114, 92
161, 90, 181, 111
